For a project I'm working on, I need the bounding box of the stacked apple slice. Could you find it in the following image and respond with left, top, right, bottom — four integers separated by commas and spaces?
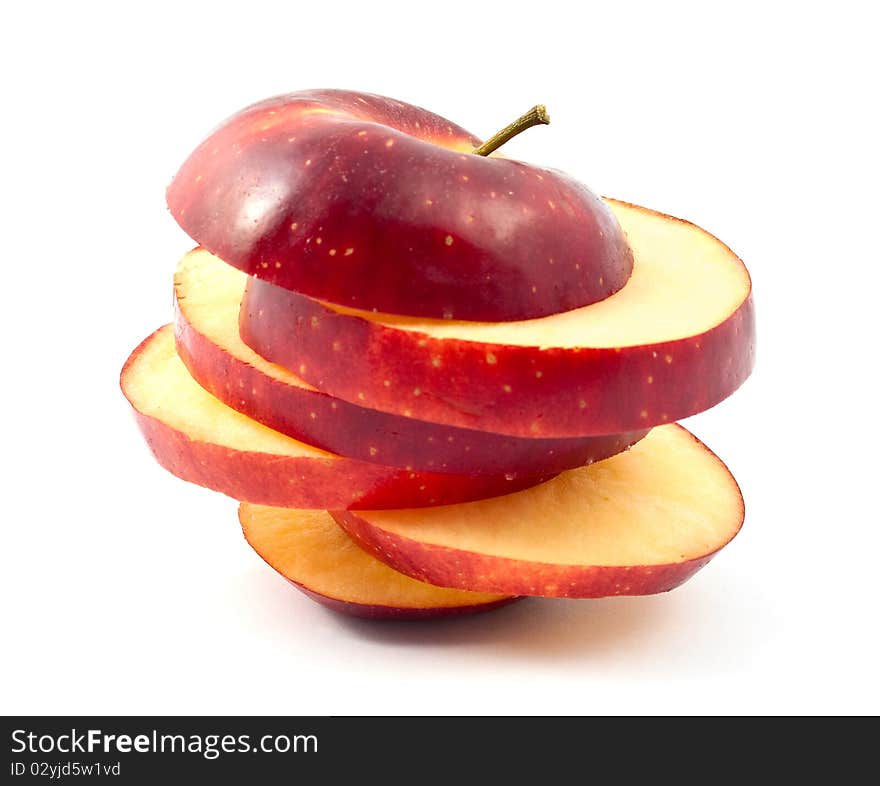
121, 90, 754, 619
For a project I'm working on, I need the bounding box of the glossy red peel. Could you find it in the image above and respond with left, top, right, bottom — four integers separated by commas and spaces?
167, 89, 632, 320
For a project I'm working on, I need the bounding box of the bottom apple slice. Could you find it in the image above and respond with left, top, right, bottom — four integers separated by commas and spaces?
121, 327, 553, 509
239, 505, 518, 619
333, 424, 743, 598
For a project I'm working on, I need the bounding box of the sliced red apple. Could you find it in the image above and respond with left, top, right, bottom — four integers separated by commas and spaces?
120, 327, 554, 509
175, 248, 648, 476
332, 424, 744, 598
240, 199, 755, 438
167, 89, 632, 321
240, 504, 518, 619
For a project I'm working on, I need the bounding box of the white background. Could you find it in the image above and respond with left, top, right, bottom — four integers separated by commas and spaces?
2, 0, 877, 715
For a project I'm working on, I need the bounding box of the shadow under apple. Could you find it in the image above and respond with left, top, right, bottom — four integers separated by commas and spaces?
317, 592, 690, 662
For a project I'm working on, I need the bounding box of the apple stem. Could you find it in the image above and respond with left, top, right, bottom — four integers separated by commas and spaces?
472, 105, 550, 157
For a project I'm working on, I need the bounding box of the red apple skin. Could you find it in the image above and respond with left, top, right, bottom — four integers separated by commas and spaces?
130, 405, 555, 510
166, 89, 633, 321
174, 289, 648, 476
123, 331, 555, 509
239, 203, 756, 439
287, 581, 522, 620
332, 510, 737, 599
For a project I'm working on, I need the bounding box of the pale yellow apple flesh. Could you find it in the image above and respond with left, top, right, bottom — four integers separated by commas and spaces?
240, 504, 513, 616
124, 326, 328, 459
175, 251, 317, 393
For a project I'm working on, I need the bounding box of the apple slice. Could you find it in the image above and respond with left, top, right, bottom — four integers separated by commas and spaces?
120, 327, 554, 509
240, 504, 518, 619
175, 248, 648, 476
167, 89, 632, 320
332, 425, 743, 598
241, 199, 755, 438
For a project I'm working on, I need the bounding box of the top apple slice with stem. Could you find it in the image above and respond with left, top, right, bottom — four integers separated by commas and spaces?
167, 89, 633, 321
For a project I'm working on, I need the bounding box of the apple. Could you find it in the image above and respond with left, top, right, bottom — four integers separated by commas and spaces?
175, 248, 649, 476
240, 504, 519, 619
121, 327, 555, 509
240, 199, 755, 438
166, 89, 633, 321
332, 424, 744, 598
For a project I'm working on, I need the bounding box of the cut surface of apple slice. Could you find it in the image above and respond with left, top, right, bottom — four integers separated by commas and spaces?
240, 504, 518, 619
175, 248, 648, 475
120, 327, 554, 509
333, 424, 744, 598
240, 199, 755, 437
